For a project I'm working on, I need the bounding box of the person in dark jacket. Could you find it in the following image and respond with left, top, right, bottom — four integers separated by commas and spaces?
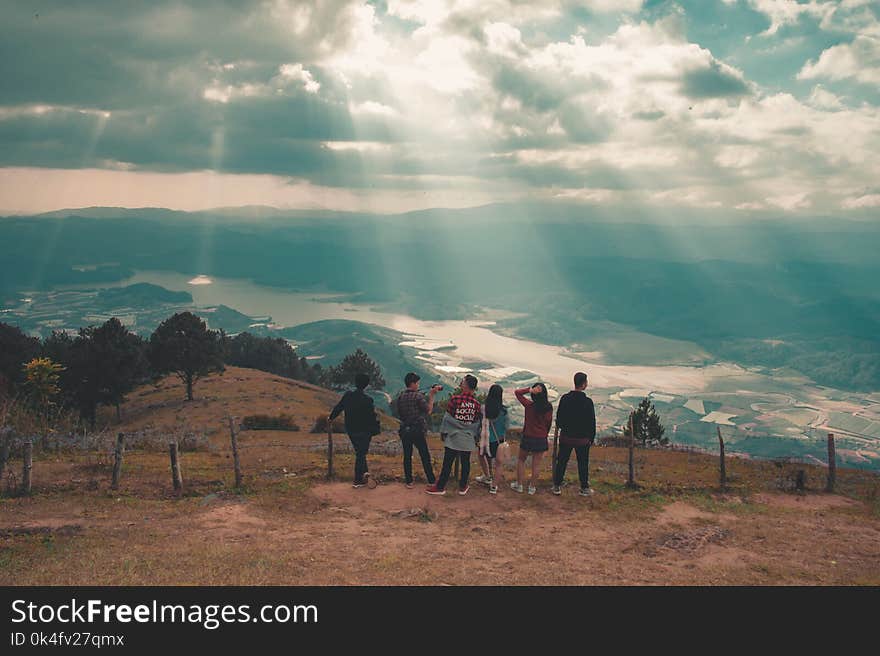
329, 373, 379, 488
552, 372, 596, 496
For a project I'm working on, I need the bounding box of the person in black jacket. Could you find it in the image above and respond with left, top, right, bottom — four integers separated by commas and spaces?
328, 373, 380, 488
552, 372, 596, 496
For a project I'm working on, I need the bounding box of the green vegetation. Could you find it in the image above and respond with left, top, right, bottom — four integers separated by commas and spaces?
280, 320, 433, 393
0, 315, 390, 435
625, 396, 668, 446
149, 312, 225, 401
224, 332, 323, 385
324, 348, 385, 391
241, 414, 300, 431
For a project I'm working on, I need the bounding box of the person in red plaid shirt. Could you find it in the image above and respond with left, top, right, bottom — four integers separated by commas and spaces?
395, 372, 441, 488
426, 374, 482, 495
445, 377, 483, 424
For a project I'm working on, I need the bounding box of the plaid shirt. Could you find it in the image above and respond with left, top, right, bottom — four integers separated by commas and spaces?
396, 389, 429, 431
446, 391, 482, 425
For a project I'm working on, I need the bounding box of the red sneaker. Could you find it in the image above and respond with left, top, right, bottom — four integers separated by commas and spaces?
425, 484, 446, 495
458, 485, 470, 496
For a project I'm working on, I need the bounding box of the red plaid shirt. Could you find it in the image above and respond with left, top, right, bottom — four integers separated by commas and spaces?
446, 391, 482, 424
396, 389, 429, 431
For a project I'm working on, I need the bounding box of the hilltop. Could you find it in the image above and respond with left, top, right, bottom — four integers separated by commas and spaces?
1, 366, 879, 585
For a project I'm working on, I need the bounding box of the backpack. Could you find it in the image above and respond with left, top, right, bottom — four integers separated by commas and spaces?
389, 390, 404, 419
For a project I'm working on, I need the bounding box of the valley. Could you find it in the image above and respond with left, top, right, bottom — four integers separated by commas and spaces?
2, 268, 878, 469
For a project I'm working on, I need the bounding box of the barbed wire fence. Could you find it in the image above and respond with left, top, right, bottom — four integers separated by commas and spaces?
1, 413, 878, 498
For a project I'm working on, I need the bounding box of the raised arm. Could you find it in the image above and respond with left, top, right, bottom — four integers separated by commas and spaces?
514, 387, 532, 407
425, 385, 439, 415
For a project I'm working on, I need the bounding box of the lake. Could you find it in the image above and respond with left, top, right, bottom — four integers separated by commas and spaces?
75, 269, 763, 394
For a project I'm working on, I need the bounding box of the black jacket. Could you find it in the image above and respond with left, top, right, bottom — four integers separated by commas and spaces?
330, 389, 379, 435
555, 391, 596, 443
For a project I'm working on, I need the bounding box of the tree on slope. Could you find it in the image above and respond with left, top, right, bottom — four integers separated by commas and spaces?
89, 318, 149, 421
325, 349, 385, 390
625, 396, 667, 446
149, 312, 224, 401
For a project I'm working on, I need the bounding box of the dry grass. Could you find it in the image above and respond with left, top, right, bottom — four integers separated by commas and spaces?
1, 367, 879, 586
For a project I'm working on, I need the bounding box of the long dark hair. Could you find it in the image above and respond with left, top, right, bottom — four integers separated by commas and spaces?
484, 384, 503, 420
530, 382, 552, 415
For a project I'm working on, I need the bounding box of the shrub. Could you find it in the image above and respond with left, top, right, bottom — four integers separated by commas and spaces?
241, 413, 300, 431
311, 415, 346, 433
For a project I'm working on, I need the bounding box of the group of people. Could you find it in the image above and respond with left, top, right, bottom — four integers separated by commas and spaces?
327, 370, 597, 496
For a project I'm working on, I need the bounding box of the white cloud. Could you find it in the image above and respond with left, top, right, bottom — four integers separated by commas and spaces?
349, 101, 400, 117
735, 201, 767, 210
807, 85, 844, 110
744, 0, 836, 36
842, 193, 880, 208
767, 192, 811, 211
322, 141, 393, 152
279, 63, 321, 93
4, 0, 879, 215
798, 35, 880, 85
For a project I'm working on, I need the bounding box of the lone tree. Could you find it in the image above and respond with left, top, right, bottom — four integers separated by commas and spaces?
325, 349, 385, 390
22, 357, 65, 447
625, 396, 667, 446
149, 312, 224, 401
22, 357, 64, 408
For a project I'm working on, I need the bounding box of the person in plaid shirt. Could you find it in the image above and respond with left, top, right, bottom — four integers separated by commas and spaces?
395, 372, 441, 488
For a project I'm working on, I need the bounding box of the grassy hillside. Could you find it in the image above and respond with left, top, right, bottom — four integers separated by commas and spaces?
1, 366, 879, 585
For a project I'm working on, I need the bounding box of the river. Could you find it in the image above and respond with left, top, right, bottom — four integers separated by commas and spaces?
74, 269, 762, 394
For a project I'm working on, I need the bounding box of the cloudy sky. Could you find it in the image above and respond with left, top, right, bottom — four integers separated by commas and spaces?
0, 0, 879, 215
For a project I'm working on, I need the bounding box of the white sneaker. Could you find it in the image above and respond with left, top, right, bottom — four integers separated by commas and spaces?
489, 484, 498, 495
552, 486, 562, 496
528, 485, 537, 495
579, 487, 594, 497
475, 475, 492, 486
509, 481, 524, 493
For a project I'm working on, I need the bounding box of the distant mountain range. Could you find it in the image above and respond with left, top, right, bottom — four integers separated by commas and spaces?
1, 203, 879, 390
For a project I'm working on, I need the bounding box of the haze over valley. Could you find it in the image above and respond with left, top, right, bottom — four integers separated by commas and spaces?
2, 204, 879, 468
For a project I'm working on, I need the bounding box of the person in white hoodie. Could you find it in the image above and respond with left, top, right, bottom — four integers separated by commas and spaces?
425, 374, 482, 496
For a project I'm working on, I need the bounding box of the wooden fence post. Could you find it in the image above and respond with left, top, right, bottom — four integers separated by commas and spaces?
21, 439, 32, 495
228, 417, 243, 489
168, 441, 183, 493
551, 425, 560, 478
111, 432, 125, 490
717, 426, 727, 492
626, 412, 637, 489
826, 433, 836, 493
0, 429, 11, 490
326, 423, 334, 480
